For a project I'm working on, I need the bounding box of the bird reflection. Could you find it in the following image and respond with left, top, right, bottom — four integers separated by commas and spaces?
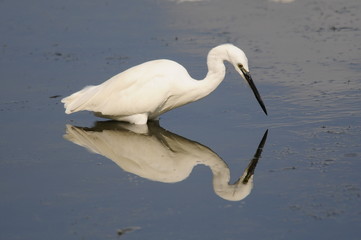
64, 121, 268, 201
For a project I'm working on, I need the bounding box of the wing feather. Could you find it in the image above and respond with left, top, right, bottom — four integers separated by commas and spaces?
62, 60, 186, 116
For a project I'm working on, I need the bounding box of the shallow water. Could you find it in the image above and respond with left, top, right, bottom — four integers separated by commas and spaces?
1, 0, 360, 239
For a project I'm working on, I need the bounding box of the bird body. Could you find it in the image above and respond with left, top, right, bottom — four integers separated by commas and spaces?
62, 44, 267, 124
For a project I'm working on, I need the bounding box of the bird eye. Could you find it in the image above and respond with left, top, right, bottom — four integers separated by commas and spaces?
237, 63, 243, 69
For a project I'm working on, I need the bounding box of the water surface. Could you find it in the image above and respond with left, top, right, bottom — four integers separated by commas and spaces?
1, 0, 360, 239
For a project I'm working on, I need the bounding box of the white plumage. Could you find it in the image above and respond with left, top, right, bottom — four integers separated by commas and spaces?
62, 44, 267, 124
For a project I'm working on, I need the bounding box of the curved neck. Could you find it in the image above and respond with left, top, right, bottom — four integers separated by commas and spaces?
206, 47, 228, 81
202, 157, 252, 201
192, 46, 229, 101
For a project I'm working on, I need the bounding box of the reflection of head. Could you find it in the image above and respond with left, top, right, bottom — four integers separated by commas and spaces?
211, 167, 254, 201
64, 122, 267, 201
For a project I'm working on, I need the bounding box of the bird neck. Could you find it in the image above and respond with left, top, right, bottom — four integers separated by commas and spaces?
194, 47, 228, 100
206, 46, 227, 81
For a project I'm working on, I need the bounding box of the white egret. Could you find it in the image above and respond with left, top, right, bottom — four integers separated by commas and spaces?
62, 44, 267, 124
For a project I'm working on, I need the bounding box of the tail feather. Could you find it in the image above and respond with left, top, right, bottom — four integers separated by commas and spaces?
61, 86, 99, 114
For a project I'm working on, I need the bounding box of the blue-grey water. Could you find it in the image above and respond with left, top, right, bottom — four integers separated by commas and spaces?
1, 0, 360, 239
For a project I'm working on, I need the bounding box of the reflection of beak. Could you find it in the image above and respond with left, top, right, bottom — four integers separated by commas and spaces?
241, 68, 268, 115
242, 129, 268, 183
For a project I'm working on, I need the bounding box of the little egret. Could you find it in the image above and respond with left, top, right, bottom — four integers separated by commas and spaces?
62, 44, 267, 124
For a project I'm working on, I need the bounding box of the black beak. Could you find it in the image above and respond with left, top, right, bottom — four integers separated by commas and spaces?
241, 68, 268, 115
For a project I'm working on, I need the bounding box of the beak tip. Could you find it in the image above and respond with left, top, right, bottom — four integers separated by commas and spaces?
242, 70, 268, 117
256, 98, 268, 117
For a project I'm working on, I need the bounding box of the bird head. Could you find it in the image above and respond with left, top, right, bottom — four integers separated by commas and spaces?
224, 44, 268, 116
